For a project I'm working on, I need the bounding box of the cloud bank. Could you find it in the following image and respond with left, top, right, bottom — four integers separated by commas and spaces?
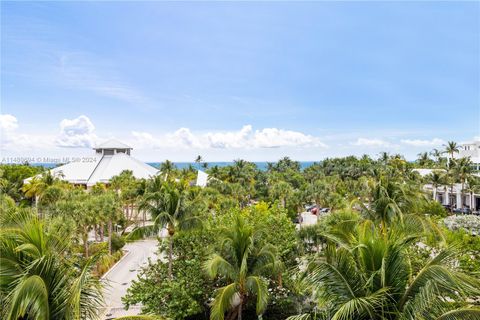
400, 138, 445, 147
132, 125, 327, 149
55, 115, 98, 148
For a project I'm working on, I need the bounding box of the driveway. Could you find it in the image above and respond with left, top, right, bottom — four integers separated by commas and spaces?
101, 239, 158, 319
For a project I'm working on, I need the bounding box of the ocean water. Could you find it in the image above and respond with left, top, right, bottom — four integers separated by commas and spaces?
29, 161, 318, 171
149, 162, 317, 171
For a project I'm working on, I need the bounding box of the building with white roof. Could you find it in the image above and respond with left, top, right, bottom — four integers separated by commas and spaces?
413, 140, 480, 212
458, 140, 480, 171
27, 139, 159, 187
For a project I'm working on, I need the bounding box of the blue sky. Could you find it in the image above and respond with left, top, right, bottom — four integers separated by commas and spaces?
1, 1, 479, 161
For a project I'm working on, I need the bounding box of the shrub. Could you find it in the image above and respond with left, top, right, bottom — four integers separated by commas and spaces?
422, 200, 448, 217
111, 233, 126, 252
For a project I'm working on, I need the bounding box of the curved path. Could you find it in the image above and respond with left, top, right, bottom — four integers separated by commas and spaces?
101, 239, 159, 319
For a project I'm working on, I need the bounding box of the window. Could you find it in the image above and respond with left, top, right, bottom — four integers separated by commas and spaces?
104, 149, 114, 155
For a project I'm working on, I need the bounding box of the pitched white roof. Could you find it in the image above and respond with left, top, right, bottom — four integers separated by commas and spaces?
25, 143, 158, 186
86, 153, 158, 185
94, 139, 132, 150
412, 168, 445, 177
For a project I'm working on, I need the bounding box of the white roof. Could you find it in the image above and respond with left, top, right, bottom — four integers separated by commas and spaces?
86, 153, 158, 185
25, 153, 158, 186
94, 139, 132, 150
412, 168, 446, 177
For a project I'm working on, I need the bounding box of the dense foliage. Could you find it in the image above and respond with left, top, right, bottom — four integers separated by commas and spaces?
1, 141, 479, 319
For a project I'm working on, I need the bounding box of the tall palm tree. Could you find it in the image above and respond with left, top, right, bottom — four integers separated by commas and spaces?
160, 160, 176, 181
426, 170, 446, 201
204, 216, 281, 320
0, 210, 103, 319
416, 152, 430, 167
195, 155, 204, 164
378, 152, 390, 165
430, 148, 443, 164
111, 170, 140, 230
97, 191, 123, 254
444, 141, 460, 162
454, 158, 474, 209
290, 220, 480, 320
129, 181, 201, 280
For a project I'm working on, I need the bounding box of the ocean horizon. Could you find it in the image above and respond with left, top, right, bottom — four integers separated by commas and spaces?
27, 161, 319, 171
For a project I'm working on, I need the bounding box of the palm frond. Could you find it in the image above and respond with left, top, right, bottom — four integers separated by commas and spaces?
204, 254, 236, 280
436, 308, 480, 320
6, 275, 50, 320
245, 275, 269, 315
210, 283, 239, 320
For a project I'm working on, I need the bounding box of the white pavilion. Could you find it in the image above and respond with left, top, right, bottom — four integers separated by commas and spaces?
32, 139, 159, 187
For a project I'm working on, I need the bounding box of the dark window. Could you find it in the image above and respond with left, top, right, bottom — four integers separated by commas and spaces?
104, 149, 114, 155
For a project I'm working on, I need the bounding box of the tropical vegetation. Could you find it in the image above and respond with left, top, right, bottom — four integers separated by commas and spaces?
1, 141, 479, 319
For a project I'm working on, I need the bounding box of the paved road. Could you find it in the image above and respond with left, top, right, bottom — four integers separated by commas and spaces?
101, 239, 158, 319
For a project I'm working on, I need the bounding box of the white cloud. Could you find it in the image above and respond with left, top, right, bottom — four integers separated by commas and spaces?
168, 128, 202, 148
253, 128, 326, 148
0, 114, 53, 151
352, 138, 390, 147
0, 114, 19, 132
400, 138, 445, 147
55, 115, 98, 148
206, 125, 253, 148
131, 125, 327, 150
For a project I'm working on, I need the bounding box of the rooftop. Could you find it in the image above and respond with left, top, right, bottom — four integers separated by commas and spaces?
94, 139, 132, 150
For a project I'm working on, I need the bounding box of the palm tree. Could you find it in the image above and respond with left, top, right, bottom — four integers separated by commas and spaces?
269, 181, 294, 208
426, 170, 446, 201
204, 215, 281, 320
444, 141, 460, 162
430, 148, 443, 164
111, 170, 140, 231
160, 160, 176, 181
97, 191, 123, 254
22, 171, 64, 210
290, 220, 480, 320
364, 176, 424, 233
0, 210, 103, 319
453, 158, 473, 208
378, 152, 390, 165
416, 152, 430, 167
195, 155, 208, 169
129, 181, 201, 280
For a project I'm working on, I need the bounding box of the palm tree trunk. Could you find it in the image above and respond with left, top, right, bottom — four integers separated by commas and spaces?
83, 228, 89, 258
100, 222, 104, 242
237, 300, 242, 320
168, 234, 173, 280
471, 191, 475, 211
450, 184, 454, 213
108, 220, 113, 255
